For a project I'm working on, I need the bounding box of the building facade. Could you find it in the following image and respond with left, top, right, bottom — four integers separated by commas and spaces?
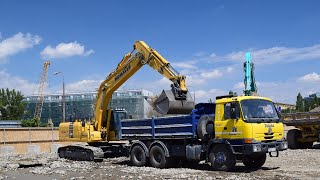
23, 89, 153, 126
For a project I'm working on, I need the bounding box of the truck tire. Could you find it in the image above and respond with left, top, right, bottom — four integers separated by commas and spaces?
130, 145, 147, 167
197, 115, 214, 142
242, 153, 266, 169
58, 148, 65, 158
87, 150, 94, 161
287, 129, 303, 149
302, 142, 313, 149
150, 145, 168, 168
209, 144, 236, 171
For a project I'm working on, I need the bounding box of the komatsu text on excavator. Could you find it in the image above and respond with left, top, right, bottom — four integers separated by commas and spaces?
58, 41, 194, 160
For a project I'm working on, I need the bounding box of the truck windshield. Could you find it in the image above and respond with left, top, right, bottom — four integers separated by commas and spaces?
240, 99, 279, 123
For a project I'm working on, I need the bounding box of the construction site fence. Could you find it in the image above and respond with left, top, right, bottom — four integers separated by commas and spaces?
0, 127, 70, 155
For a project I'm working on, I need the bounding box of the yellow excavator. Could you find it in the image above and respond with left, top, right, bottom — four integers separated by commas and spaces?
58, 41, 194, 160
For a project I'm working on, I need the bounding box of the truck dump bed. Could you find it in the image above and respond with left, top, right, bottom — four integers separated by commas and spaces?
120, 115, 196, 140
117, 103, 215, 140
282, 112, 320, 126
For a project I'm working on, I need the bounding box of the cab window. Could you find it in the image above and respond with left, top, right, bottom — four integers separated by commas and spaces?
224, 103, 231, 119
224, 102, 240, 119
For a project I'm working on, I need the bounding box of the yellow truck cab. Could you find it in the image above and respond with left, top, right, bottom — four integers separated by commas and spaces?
206, 95, 287, 170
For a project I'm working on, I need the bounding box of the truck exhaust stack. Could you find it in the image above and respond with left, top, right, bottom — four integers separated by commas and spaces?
154, 90, 195, 114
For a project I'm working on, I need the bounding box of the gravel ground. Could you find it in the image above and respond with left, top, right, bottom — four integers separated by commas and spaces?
0, 149, 320, 180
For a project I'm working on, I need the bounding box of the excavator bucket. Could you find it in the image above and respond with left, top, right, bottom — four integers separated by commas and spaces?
154, 90, 195, 114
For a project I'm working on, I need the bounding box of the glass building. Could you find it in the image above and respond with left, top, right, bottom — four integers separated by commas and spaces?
23, 89, 154, 126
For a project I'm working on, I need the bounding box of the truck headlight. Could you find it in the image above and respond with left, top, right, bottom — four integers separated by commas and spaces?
253, 144, 261, 152
283, 142, 288, 149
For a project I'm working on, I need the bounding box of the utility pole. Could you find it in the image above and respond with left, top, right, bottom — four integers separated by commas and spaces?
54, 72, 66, 122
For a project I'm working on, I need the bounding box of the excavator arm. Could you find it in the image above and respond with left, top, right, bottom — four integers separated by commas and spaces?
93, 41, 194, 136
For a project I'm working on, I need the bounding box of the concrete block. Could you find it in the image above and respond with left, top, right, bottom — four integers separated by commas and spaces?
1, 146, 15, 155
27, 144, 40, 154
51, 143, 62, 153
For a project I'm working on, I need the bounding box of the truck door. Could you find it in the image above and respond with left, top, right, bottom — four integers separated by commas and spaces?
215, 102, 243, 140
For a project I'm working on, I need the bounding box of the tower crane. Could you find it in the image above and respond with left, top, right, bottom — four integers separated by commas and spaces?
34, 61, 50, 124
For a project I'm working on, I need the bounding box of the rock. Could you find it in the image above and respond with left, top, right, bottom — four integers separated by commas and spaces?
6, 163, 19, 169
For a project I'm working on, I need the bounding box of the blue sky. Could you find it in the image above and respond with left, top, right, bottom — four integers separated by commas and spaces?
0, 0, 320, 104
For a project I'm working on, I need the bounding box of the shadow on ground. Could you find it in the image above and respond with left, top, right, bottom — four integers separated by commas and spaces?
111, 158, 280, 173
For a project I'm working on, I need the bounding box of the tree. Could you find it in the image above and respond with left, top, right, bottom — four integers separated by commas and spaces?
296, 93, 304, 112
21, 118, 47, 127
0, 88, 26, 120
310, 96, 319, 110
304, 100, 310, 112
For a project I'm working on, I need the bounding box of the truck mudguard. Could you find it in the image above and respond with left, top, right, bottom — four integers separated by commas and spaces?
130, 140, 149, 157
150, 140, 170, 157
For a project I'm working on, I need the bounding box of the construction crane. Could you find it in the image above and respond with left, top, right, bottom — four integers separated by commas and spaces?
243, 52, 257, 96
34, 61, 50, 124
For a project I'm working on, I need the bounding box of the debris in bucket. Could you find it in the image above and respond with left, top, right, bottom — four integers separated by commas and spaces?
154, 90, 195, 114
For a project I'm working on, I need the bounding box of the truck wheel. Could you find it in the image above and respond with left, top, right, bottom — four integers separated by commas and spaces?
209, 144, 236, 171
287, 129, 303, 149
130, 145, 147, 167
87, 150, 94, 161
150, 145, 168, 168
58, 148, 65, 158
242, 153, 266, 169
302, 142, 313, 149
197, 115, 214, 142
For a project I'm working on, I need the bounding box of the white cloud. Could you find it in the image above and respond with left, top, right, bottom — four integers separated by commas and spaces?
0, 32, 41, 62
65, 79, 102, 93
226, 67, 233, 73
193, 89, 227, 103
183, 67, 232, 86
210, 44, 320, 65
200, 69, 222, 78
0, 70, 37, 95
186, 75, 206, 86
171, 60, 198, 69
231, 79, 319, 104
233, 82, 244, 90
40, 42, 94, 59
298, 72, 320, 83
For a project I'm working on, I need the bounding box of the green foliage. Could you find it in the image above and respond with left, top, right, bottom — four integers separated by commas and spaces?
281, 108, 296, 113
296, 93, 304, 112
294, 93, 320, 112
21, 118, 47, 127
304, 100, 310, 112
310, 95, 320, 110
0, 88, 26, 120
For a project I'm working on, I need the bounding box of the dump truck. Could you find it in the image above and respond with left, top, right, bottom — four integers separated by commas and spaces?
282, 112, 320, 149
115, 95, 287, 171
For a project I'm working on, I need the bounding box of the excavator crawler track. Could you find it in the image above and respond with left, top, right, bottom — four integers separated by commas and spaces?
58, 144, 104, 161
